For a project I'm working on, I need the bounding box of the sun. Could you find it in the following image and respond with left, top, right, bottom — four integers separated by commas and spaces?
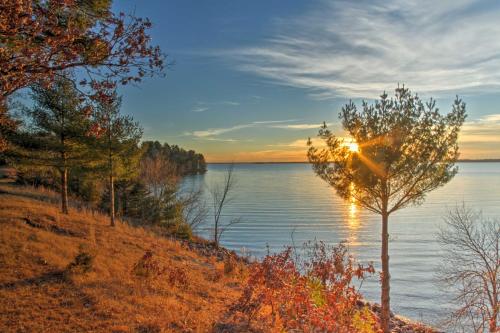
348, 142, 359, 153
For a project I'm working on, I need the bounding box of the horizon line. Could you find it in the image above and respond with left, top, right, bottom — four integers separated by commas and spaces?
206, 158, 500, 164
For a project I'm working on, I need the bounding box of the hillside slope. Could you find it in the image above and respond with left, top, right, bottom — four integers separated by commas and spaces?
0, 182, 244, 333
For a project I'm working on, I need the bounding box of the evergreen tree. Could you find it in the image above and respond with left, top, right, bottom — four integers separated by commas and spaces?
92, 92, 142, 226
308, 86, 466, 333
15, 76, 92, 214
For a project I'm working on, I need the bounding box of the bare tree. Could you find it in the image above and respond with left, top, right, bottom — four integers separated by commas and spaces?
438, 205, 499, 333
140, 154, 178, 197
209, 164, 240, 248
178, 187, 208, 230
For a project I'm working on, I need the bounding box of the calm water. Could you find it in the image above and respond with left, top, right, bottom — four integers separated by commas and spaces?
183, 162, 500, 326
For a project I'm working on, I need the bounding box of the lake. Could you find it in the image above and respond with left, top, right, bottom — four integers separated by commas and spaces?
182, 162, 500, 327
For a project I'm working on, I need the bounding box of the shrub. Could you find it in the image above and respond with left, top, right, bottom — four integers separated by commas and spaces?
172, 222, 192, 240
67, 251, 94, 273
132, 250, 189, 287
232, 241, 378, 333
132, 250, 166, 278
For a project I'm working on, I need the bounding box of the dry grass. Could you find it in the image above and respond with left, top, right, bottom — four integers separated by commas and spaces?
0, 183, 245, 333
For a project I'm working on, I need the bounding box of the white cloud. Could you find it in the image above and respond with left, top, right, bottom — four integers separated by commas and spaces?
480, 114, 500, 123
227, 0, 500, 98
269, 136, 352, 148
461, 113, 500, 143
222, 101, 240, 106
270, 122, 330, 130
268, 138, 320, 148
192, 106, 209, 112
190, 124, 251, 137
192, 101, 240, 113
185, 119, 300, 139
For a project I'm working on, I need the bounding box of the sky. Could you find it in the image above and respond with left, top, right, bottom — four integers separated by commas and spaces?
114, 0, 500, 162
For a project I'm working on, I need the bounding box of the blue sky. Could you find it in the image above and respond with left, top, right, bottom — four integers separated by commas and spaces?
114, 0, 500, 162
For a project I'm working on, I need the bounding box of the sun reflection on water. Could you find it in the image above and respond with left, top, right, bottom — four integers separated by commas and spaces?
347, 183, 360, 244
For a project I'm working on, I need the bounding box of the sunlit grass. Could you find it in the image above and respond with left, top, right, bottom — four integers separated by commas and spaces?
0, 183, 246, 332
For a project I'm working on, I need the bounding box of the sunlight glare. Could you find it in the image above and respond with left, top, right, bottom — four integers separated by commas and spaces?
348, 142, 359, 153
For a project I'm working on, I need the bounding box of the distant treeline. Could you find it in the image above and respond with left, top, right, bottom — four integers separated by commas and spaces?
142, 141, 206, 175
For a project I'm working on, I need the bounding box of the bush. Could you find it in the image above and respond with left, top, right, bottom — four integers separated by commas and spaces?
232, 241, 378, 333
132, 250, 189, 287
172, 222, 192, 240
67, 251, 94, 273
132, 250, 166, 278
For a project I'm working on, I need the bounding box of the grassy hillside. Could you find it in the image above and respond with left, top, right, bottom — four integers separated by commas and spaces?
0, 180, 245, 333
0, 172, 442, 333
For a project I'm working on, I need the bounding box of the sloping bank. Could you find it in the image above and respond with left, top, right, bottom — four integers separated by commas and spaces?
0, 180, 441, 332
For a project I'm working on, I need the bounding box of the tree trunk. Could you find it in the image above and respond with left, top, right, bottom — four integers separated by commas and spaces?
381, 211, 391, 333
109, 172, 115, 226
490, 307, 497, 333
214, 220, 218, 248
60, 167, 69, 214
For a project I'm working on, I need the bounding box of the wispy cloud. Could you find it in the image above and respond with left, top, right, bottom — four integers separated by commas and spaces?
222, 101, 240, 106
270, 123, 330, 130
191, 100, 240, 112
189, 124, 253, 138
461, 113, 500, 143
268, 136, 351, 148
199, 137, 239, 142
207, 149, 308, 163
185, 119, 300, 138
268, 138, 321, 148
192, 106, 209, 113
227, 0, 500, 98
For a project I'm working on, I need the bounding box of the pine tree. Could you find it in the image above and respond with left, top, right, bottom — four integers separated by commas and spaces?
16, 76, 92, 214
308, 86, 466, 333
92, 92, 142, 226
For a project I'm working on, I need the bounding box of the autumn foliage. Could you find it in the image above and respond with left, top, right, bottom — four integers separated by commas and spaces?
232, 241, 378, 333
0, 0, 165, 102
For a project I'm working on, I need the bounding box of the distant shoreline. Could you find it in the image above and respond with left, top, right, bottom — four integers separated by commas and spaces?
208, 159, 500, 164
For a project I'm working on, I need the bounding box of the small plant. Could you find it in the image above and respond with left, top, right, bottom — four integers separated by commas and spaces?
172, 222, 192, 240
132, 250, 188, 287
132, 250, 166, 278
67, 251, 94, 273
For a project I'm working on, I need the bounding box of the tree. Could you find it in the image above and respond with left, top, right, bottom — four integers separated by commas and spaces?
307, 86, 466, 332
0, 0, 165, 103
0, 0, 164, 153
17, 76, 91, 213
92, 92, 142, 226
0, 101, 18, 153
137, 153, 181, 227
140, 154, 178, 198
438, 205, 499, 333
178, 187, 208, 231
209, 164, 239, 248
141, 141, 207, 175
